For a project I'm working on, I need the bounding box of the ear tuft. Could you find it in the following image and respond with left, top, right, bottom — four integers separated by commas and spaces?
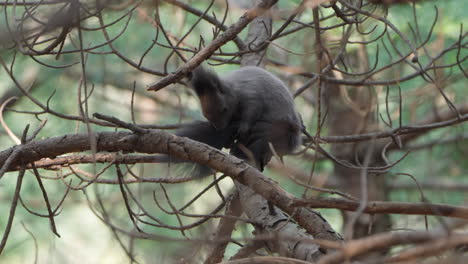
190, 66, 220, 96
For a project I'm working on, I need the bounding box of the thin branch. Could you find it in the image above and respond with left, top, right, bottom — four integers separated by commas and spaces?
147, 0, 279, 91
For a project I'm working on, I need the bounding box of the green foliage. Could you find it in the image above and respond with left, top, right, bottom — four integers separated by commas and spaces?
0, 0, 466, 262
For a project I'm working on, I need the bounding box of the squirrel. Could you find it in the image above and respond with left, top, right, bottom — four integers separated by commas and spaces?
190, 66, 302, 170
155, 66, 302, 178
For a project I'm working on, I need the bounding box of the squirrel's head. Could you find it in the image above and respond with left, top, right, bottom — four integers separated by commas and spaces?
190, 66, 236, 130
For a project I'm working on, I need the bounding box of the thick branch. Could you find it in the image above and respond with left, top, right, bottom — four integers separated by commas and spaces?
0, 129, 341, 242
293, 197, 468, 220
317, 228, 467, 264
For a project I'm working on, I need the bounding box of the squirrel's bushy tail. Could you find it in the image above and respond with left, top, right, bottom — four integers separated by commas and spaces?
154, 121, 237, 179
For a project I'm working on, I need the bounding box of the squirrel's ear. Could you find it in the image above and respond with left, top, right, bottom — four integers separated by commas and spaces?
190, 66, 220, 96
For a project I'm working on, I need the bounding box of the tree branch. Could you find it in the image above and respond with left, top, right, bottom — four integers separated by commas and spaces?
147, 0, 278, 91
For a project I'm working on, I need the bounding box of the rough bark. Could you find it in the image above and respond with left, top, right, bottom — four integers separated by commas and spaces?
228, 0, 341, 261
323, 49, 391, 253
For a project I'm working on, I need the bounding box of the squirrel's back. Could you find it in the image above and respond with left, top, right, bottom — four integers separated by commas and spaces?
223, 66, 297, 121
223, 67, 302, 162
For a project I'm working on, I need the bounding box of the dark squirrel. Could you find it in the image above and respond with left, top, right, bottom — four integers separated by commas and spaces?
190, 66, 302, 170
156, 66, 302, 178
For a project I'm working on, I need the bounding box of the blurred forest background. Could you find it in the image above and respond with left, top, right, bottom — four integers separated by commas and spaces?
0, 0, 467, 263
